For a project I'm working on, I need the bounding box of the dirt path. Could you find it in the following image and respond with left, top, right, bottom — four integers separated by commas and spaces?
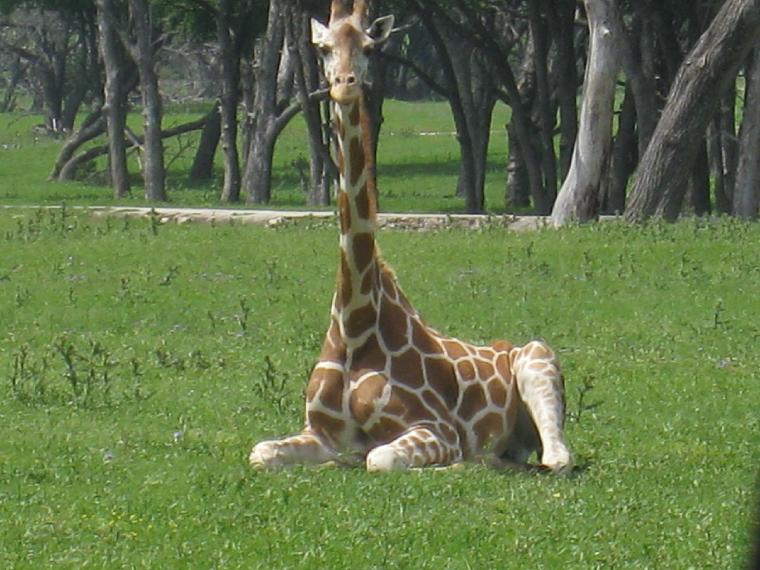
83, 206, 557, 231
4, 204, 615, 230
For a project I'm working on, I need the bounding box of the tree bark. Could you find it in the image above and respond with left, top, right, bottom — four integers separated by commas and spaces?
243, 0, 300, 204
689, 139, 712, 215
128, 0, 166, 201
291, 5, 332, 206
528, 0, 558, 201
189, 107, 221, 185
218, 0, 242, 202
625, 0, 760, 223
734, 47, 760, 219
605, 85, 637, 214
50, 112, 106, 180
550, 0, 579, 181
2, 55, 24, 112
552, 0, 620, 226
96, 0, 131, 198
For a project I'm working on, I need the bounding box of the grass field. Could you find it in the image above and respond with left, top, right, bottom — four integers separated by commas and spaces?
0, 100, 512, 213
1, 207, 759, 568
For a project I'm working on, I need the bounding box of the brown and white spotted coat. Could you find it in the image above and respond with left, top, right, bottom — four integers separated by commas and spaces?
249, 0, 572, 472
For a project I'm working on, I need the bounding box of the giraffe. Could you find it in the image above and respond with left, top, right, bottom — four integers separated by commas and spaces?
249, 0, 572, 473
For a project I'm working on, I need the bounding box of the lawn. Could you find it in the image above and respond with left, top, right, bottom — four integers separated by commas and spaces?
0, 100, 512, 213
1, 208, 758, 568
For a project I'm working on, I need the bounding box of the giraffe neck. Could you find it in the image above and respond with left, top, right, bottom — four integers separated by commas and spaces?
333, 97, 380, 347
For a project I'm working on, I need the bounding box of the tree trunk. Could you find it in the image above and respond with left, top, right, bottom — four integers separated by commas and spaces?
618, 4, 659, 157
734, 47, 760, 219
218, 0, 241, 202
528, 0, 558, 200
605, 85, 637, 214
129, 0, 166, 201
625, 0, 760, 223
718, 84, 739, 211
2, 55, 24, 112
689, 140, 712, 215
50, 112, 106, 179
505, 123, 530, 209
243, 0, 291, 204
97, 0, 131, 198
418, 9, 493, 213
291, 5, 332, 206
552, 0, 620, 226
707, 118, 728, 212
59, 115, 207, 181
550, 0, 579, 181
189, 107, 221, 185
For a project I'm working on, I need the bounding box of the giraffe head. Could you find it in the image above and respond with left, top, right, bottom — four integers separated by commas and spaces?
311, 0, 395, 105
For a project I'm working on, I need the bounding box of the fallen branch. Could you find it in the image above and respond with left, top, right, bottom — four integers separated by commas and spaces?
57, 115, 209, 181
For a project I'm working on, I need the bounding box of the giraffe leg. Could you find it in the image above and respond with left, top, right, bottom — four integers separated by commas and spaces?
511, 341, 573, 473
365, 425, 461, 472
249, 431, 338, 470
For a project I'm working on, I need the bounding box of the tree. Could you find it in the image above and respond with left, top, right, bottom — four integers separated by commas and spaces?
551, 0, 620, 226
733, 47, 760, 219
127, 0, 167, 201
242, 0, 302, 204
625, 0, 760, 222
96, 0, 131, 198
0, 1, 100, 131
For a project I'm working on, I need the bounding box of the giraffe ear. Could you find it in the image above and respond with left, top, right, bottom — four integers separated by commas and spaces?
366, 15, 395, 46
310, 18, 330, 48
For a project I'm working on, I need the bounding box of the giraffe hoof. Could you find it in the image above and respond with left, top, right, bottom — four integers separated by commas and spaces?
541, 448, 573, 474
249, 441, 282, 470
366, 446, 409, 472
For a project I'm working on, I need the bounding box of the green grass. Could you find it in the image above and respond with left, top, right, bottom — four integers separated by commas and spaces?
1, 208, 759, 568
0, 101, 512, 213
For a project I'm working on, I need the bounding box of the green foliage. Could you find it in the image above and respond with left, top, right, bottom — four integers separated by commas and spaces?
1, 210, 758, 567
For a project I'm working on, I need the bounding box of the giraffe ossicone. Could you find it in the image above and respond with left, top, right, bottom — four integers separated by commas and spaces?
249, 0, 572, 474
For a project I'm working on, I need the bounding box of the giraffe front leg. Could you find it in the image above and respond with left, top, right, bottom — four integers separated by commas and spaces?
249, 432, 338, 470
511, 341, 573, 473
365, 425, 461, 472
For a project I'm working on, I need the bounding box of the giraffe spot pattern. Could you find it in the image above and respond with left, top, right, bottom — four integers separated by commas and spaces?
390, 348, 425, 389
319, 320, 346, 363
345, 303, 376, 339
352, 234, 374, 276
378, 297, 409, 352
307, 367, 345, 412
473, 413, 505, 449
424, 356, 458, 409
411, 318, 443, 355
367, 416, 405, 443
350, 333, 386, 372
338, 192, 351, 234
458, 384, 487, 421
308, 411, 346, 445
456, 360, 477, 382
442, 340, 469, 360
338, 250, 352, 309
349, 136, 365, 186
355, 183, 375, 221
349, 373, 386, 426
385, 385, 436, 423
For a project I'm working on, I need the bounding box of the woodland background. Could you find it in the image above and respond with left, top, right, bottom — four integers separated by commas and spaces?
1, 0, 760, 223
